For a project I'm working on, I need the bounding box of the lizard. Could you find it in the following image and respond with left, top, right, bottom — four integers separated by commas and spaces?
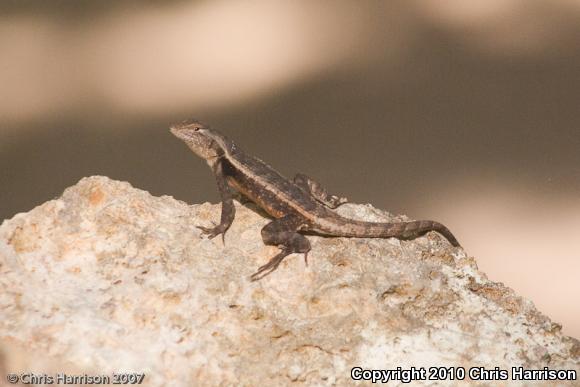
170, 119, 460, 281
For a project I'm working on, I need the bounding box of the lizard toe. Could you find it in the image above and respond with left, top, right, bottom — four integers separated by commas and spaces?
197, 224, 226, 240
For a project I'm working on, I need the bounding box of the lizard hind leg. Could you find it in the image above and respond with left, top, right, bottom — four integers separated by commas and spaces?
250, 215, 311, 281
293, 173, 348, 209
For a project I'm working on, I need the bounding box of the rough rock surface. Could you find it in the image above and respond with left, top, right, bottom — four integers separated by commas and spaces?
0, 176, 578, 386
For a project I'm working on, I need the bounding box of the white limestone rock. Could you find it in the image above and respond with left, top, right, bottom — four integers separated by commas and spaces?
0, 176, 578, 386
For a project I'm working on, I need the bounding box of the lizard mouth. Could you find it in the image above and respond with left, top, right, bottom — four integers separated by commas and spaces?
169, 126, 191, 140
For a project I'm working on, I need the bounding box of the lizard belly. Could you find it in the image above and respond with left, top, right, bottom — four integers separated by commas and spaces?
227, 177, 288, 218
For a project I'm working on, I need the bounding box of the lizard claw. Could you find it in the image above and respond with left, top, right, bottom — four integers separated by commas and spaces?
197, 224, 227, 243
327, 195, 348, 209
250, 250, 290, 281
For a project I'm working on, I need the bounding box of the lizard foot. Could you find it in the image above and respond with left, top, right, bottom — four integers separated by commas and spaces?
250, 250, 291, 281
197, 224, 227, 243
327, 195, 348, 209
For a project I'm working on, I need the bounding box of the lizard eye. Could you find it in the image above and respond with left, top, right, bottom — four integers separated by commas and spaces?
194, 126, 201, 132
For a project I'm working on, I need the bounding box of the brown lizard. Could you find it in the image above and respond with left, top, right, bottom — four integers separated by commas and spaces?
170, 119, 460, 280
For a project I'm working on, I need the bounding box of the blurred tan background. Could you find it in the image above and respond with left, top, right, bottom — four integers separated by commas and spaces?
1, 1, 579, 337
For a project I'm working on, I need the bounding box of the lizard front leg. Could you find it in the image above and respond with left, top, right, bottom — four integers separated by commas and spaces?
293, 173, 348, 209
197, 159, 235, 242
250, 214, 311, 281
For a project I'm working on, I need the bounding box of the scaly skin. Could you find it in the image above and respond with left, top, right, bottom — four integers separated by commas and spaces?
170, 119, 460, 280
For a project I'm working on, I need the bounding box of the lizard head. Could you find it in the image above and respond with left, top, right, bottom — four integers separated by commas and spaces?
170, 119, 231, 161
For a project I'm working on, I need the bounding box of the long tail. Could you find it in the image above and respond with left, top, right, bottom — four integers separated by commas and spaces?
321, 218, 460, 247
